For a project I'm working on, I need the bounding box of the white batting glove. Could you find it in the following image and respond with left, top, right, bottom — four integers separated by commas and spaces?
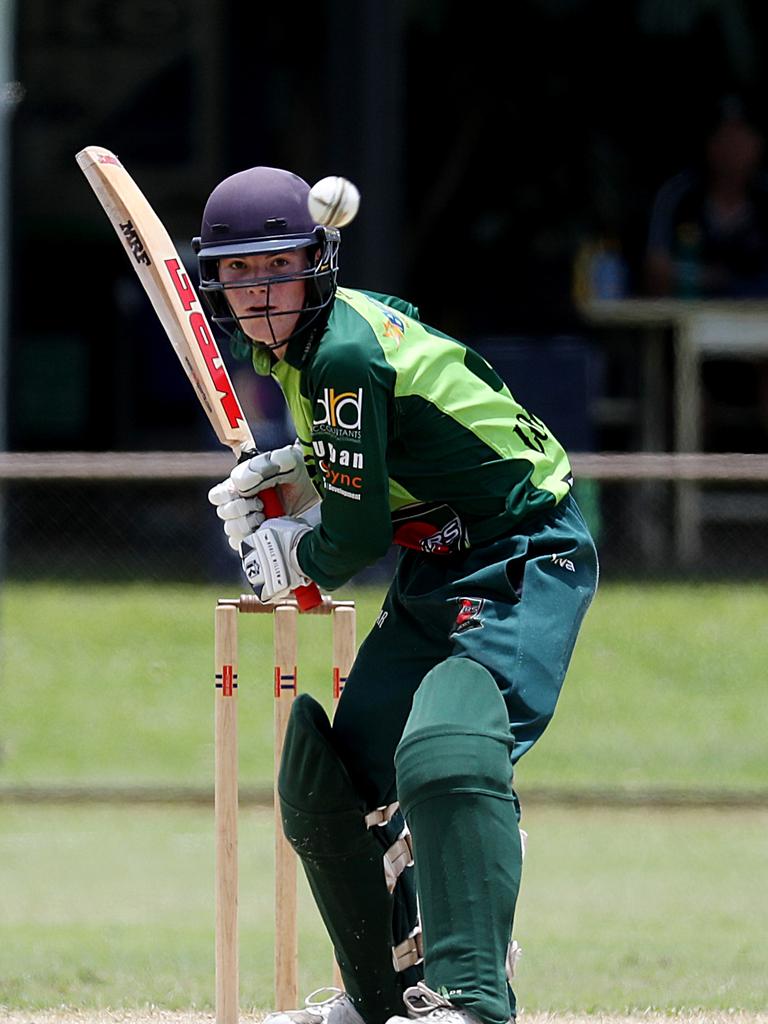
232, 441, 318, 516
240, 516, 313, 602
208, 442, 320, 551
208, 479, 265, 551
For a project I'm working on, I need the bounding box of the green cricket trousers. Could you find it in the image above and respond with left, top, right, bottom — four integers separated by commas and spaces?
329, 493, 598, 1023
333, 492, 598, 806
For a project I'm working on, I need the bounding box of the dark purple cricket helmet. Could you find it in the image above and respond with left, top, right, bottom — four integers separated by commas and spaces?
193, 166, 340, 348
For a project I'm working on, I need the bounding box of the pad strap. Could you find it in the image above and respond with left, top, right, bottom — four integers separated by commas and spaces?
383, 830, 414, 894
366, 802, 414, 894
365, 802, 400, 828
392, 926, 424, 971
366, 802, 420, 970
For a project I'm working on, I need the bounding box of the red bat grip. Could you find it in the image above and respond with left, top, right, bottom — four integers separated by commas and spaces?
260, 485, 322, 611
260, 487, 285, 520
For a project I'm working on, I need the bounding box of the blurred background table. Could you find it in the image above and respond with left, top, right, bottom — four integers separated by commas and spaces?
580, 298, 768, 563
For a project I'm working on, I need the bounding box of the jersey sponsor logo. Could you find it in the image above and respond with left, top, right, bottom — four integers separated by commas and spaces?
392, 502, 467, 554
312, 439, 364, 469
451, 598, 485, 636
420, 516, 463, 554
369, 297, 408, 347
313, 387, 363, 436
382, 309, 405, 347
319, 460, 363, 498
325, 481, 361, 501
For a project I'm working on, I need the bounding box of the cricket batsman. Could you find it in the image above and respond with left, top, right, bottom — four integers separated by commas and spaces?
201, 167, 598, 1024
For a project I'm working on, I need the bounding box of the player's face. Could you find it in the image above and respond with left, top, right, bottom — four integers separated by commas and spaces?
219, 250, 309, 354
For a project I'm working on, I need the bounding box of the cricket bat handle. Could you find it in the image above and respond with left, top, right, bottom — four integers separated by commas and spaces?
260, 487, 286, 520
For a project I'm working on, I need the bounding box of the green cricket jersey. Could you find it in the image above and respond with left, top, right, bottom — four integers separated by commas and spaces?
249, 287, 573, 590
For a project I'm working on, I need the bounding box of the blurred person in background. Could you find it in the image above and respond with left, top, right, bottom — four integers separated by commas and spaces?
200, 166, 598, 1024
645, 98, 768, 446
645, 98, 768, 300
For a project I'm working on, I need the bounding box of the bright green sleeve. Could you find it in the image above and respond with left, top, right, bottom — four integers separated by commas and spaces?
280, 285, 573, 585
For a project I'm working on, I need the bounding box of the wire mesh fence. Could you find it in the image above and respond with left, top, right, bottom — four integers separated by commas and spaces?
1, 451, 767, 583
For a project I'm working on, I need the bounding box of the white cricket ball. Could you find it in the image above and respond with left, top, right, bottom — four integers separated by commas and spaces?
308, 176, 361, 228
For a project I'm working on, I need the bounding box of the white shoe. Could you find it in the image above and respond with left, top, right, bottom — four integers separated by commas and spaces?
264, 987, 366, 1024
385, 982, 483, 1024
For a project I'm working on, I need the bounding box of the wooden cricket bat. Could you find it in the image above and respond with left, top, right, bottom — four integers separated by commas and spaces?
76, 145, 321, 609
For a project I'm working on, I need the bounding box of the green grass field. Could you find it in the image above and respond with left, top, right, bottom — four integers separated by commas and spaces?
2, 580, 767, 793
1, 580, 767, 1014
1, 803, 766, 1013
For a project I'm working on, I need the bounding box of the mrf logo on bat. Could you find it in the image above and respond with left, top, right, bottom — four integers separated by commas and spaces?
163, 257, 246, 432
119, 219, 151, 266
